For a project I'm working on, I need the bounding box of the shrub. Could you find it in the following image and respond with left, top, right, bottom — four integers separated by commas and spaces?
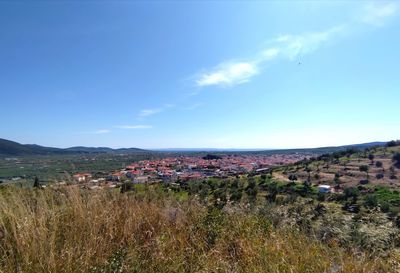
359, 179, 369, 185
375, 161, 383, 168
392, 153, 400, 168
376, 173, 384, 180
364, 195, 378, 208
387, 140, 400, 147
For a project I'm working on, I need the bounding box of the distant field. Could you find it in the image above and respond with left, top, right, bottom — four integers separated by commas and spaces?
0, 153, 159, 183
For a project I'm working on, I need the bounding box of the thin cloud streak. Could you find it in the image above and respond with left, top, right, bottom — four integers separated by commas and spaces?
80, 129, 110, 134
138, 104, 175, 118
115, 125, 153, 129
193, 1, 399, 88
184, 103, 203, 110
139, 109, 162, 117
361, 2, 399, 26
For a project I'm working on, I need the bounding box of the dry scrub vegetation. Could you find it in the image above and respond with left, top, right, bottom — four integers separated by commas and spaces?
0, 187, 397, 273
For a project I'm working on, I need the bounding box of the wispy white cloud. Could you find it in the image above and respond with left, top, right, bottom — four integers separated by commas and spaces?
192, 1, 399, 88
81, 129, 110, 134
194, 26, 344, 88
184, 103, 203, 110
196, 61, 258, 87
139, 108, 162, 117
138, 104, 175, 118
115, 125, 153, 129
271, 25, 345, 60
360, 2, 399, 26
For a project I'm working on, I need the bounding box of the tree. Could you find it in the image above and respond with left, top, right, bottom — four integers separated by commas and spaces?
305, 167, 311, 183
266, 181, 279, 203
344, 187, 359, 203
229, 179, 243, 203
213, 188, 227, 209
389, 166, 397, 179
359, 165, 369, 179
387, 140, 399, 147
120, 182, 133, 193
288, 174, 298, 183
375, 173, 384, 179
301, 180, 312, 196
392, 153, 400, 168
199, 183, 210, 204
364, 195, 378, 209
368, 154, 375, 164
33, 176, 40, 188
375, 161, 383, 168
245, 177, 258, 207
334, 172, 340, 186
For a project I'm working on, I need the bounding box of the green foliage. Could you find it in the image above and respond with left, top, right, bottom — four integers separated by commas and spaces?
359, 165, 369, 173
364, 195, 378, 208
368, 154, 375, 162
245, 177, 258, 206
392, 153, 400, 168
213, 187, 227, 209
288, 174, 298, 182
266, 181, 279, 203
344, 187, 359, 203
229, 179, 243, 203
33, 176, 40, 188
373, 187, 400, 207
387, 140, 400, 147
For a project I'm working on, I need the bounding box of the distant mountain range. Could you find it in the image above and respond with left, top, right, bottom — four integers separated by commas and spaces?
0, 138, 146, 156
153, 142, 388, 155
0, 138, 389, 156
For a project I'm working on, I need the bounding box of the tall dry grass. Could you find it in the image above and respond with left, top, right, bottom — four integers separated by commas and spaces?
0, 187, 395, 272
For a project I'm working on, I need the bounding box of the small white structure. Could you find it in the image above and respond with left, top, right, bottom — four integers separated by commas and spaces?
318, 185, 331, 193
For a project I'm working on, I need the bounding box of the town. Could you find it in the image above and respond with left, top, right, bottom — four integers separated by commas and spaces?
71, 153, 311, 189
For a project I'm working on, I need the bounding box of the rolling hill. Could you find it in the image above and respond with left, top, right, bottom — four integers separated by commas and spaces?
0, 137, 389, 156
0, 138, 146, 156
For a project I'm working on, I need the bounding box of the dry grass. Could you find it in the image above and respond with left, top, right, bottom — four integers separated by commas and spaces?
0, 187, 395, 272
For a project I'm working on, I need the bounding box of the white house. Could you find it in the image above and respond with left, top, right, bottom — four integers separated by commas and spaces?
318, 185, 331, 193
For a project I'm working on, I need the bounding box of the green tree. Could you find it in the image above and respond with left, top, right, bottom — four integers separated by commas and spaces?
301, 180, 312, 196
199, 183, 210, 204
213, 188, 227, 209
33, 176, 40, 188
368, 154, 375, 164
266, 181, 278, 203
364, 195, 378, 209
392, 153, 400, 168
288, 174, 298, 183
229, 179, 243, 203
359, 165, 369, 179
334, 172, 340, 186
344, 187, 359, 203
245, 177, 258, 207
120, 182, 133, 193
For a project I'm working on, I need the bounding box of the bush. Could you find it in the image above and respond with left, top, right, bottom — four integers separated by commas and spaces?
375, 173, 384, 179
359, 179, 369, 185
392, 153, 400, 168
364, 195, 378, 208
387, 140, 400, 147
380, 201, 390, 213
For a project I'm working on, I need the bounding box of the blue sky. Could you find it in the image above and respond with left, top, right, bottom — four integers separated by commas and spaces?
1, 1, 399, 149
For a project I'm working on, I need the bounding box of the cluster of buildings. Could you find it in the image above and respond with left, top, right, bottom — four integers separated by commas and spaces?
72, 154, 307, 188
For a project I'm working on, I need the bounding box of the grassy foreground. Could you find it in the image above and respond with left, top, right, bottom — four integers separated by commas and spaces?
0, 187, 396, 273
